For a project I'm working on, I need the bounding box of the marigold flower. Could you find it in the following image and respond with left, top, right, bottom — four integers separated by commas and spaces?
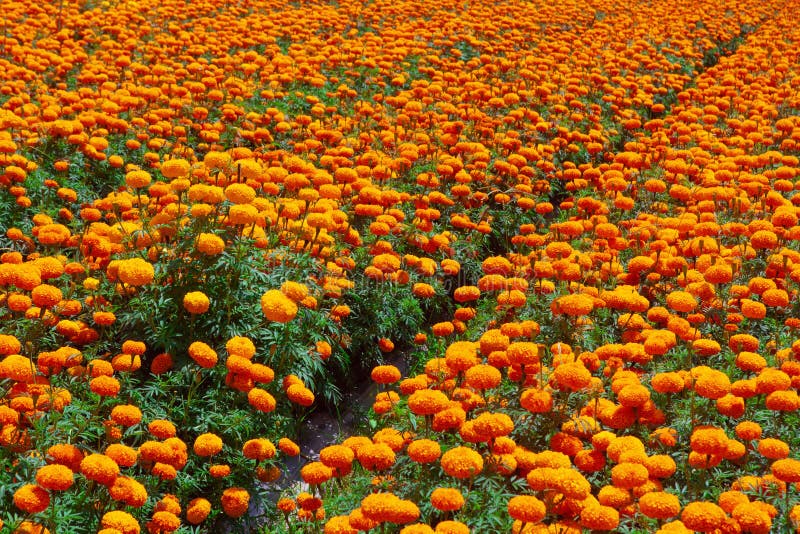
407, 439, 442, 464
90, 375, 121, 397
464, 364, 502, 390
183, 291, 210, 314
196, 233, 225, 255
109, 476, 147, 507
247, 388, 276, 412
408, 389, 449, 416
242, 438, 276, 461
148, 419, 177, 439
680, 501, 728, 532
278, 437, 301, 457
507, 495, 546, 523
261, 289, 298, 323
80, 453, 120, 485
357, 442, 396, 471
221, 487, 250, 518
371, 365, 401, 384
36, 463, 74, 491
101, 510, 140, 534
47, 443, 83, 471
188, 341, 217, 368
186, 498, 211, 524
731, 502, 772, 533
580, 504, 619, 531
194, 433, 223, 457
611, 462, 649, 488
441, 446, 483, 479
110, 404, 142, 427
324, 515, 358, 534
117, 258, 154, 286
14, 484, 50, 514
520, 388, 552, 413
286, 383, 315, 406
758, 438, 789, 459
552, 293, 594, 316
320, 444, 355, 470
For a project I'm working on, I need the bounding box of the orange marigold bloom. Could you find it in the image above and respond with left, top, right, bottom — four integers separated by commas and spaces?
407, 439, 441, 464
371, 365, 401, 384
771, 458, 800, 483
357, 442, 396, 471
183, 291, 210, 314
101, 510, 140, 534
731, 502, 772, 533
758, 438, 789, 459
13, 484, 50, 514
464, 364, 502, 390
188, 341, 217, 368
520, 388, 552, 413
301, 461, 333, 485
110, 404, 142, 427
552, 293, 594, 316
221, 487, 250, 518
261, 289, 298, 323
639, 492, 681, 520
408, 389, 449, 416
507, 495, 546, 523
611, 462, 649, 489
580, 505, 619, 531
90, 375, 120, 397
440, 446, 483, 479
117, 258, 154, 286
80, 453, 120, 485
36, 464, 75, 491
279, 438, 301, 457
681, 502, 727, 532
242, 438, 276, 461
186, 498, 211, 524
194, 433, 223, 457
196, 233, 225, 255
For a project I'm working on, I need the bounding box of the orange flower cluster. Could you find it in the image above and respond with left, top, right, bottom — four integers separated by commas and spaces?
3, 0, 800, 531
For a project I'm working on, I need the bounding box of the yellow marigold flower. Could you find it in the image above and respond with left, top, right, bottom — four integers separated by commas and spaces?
125, 169, 151, 189
117, 258, 154, 286
260, 289, 298, 323
101, 510, 140, 534
242, 438, 276, 461
196, 232, 225, 255
160, 158, 190, 179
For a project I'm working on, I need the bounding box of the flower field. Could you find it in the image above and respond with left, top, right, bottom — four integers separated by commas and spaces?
2, 0, 800, 532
